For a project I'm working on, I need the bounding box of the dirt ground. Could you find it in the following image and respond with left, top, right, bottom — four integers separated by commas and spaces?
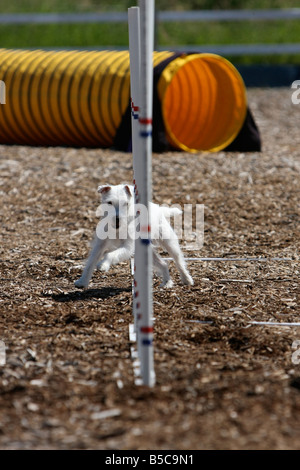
0, 87, 300, 450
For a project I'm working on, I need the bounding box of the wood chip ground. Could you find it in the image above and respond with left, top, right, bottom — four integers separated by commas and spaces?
0, 88, 299, 449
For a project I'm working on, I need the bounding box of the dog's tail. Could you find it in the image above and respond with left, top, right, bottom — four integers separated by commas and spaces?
160, 207, 182, 217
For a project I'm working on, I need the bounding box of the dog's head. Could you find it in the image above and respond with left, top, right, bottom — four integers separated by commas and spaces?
97, 184, 134, 229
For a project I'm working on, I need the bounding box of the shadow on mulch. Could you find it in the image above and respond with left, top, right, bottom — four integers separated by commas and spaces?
42, 287, 131, 303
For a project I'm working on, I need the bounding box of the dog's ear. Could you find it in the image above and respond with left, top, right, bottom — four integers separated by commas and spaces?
98, 185, 111, 195
124, 185, 132, 198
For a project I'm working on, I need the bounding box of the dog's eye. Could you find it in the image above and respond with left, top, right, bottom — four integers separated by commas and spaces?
107, 201, 113, 205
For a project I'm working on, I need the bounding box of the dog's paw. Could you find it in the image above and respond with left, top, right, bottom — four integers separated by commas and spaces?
74, 278, 88, 289
181, 274, 194, 286
99, 260, 110, 272
160, 279, 174, 289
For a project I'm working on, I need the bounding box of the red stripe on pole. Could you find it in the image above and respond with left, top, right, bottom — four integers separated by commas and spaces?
131, 99, 139, 112
140, 326, 153, 333
139, 117, 152, 125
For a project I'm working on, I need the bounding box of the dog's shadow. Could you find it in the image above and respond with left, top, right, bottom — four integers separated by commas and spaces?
44, 286, 131, 303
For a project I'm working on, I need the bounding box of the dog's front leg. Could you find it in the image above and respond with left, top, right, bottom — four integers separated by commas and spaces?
99, 240, 134, 272
75, 235, 106, 288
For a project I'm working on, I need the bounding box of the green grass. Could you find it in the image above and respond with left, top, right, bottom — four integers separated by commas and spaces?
0, 23, 130, 49
0, 0, 300, 64
1, 0, 300, 13
159, 19, 300, 64
159, 20, 300, 46
0, 20, 300, 65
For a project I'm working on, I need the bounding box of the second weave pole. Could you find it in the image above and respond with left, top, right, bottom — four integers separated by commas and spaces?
128, 0, 156, 387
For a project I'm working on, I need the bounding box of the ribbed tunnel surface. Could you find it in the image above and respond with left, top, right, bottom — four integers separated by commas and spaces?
0, 48, 247, 152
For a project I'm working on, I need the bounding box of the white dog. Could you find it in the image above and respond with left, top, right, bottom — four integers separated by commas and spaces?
74, 183, 193, 289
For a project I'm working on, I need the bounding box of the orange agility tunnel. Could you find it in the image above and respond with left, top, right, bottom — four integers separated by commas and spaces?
0, 48, 260, 152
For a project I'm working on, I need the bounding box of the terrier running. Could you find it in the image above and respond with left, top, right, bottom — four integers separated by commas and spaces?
74, 183, 193, 289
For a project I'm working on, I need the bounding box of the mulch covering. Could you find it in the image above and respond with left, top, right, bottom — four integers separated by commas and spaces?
0, 88, 299, 449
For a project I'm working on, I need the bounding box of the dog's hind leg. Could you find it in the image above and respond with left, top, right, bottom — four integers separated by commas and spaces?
152, 248, 173, 288
75, 235, 106, 288
159, 237, 194, 286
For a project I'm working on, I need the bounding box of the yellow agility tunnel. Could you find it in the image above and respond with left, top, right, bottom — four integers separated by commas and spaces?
0, 48, 258, 152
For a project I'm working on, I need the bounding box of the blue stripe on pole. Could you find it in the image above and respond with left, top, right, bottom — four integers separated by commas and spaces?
142, 339, 153, 346
140, 131, 152, 138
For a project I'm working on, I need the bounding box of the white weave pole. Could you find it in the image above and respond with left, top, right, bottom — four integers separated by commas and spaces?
128, 0, 155, 387
128, 6, 141, 337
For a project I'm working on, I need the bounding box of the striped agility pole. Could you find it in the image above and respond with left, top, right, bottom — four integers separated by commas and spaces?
128, 6, 141, 340
128, 0, 155, 387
